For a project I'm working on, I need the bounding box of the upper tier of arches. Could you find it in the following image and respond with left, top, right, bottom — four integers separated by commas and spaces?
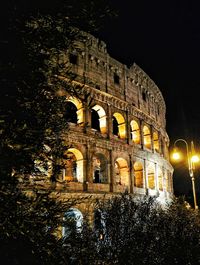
62, 31, 166, 129
65, 97, 168, 158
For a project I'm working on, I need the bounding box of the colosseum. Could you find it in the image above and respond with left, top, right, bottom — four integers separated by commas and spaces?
48, 31, 174, 206
26, 32, 173, 225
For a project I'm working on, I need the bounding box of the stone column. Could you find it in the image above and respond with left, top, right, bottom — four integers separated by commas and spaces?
109, 149, 114, 192
150, 125, 154, 152
126, 110, 130, 145
83, 144, 90, 191
107, 103, 113, 139
144, 159, 148, 192
140, 121, 144, 149
129, 154, 133, 193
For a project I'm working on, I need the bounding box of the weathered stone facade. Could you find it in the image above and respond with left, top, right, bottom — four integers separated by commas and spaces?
52, 31, 174, 206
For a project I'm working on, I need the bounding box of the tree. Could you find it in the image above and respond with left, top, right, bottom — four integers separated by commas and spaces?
0, 1, 116, 264
0, 0, 116, 181
92, 194, 200, 265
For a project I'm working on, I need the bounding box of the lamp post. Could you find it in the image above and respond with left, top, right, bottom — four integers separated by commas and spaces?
172, 139, 199, 210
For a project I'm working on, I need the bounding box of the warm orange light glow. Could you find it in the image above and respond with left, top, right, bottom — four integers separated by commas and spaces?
143, 125, 151, 149
67, 96, 84, 124
172, 152, 181, 160
191, 155, 200, 163
113, 113, 126, 139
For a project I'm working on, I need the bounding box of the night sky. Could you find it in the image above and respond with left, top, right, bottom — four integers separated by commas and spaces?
96, 0, 200, 200
1, 0, 200, 200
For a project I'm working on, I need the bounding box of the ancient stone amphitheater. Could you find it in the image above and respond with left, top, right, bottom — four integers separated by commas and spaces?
52, 31, 174, 207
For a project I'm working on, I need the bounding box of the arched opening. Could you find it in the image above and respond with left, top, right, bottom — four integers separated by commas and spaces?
147, 162, 155, 189
114, 158, 129, 186
133, 161, 144, 188
112, 116, 119, 136
62, 208, 83, 237
91, 105, 107, 134
92, 153, 108, 183
65, 101, 78, 123
67, 96, 84, 124
91, 109, 100, 131
130, 120, 140, 144
112, 113, 126, 139
158, 167, 163, 191
63, 148, 83, 183
143, 125, 151, 149
153, 131, 159, 152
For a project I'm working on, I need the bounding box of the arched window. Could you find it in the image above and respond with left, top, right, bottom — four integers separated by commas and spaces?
115, 158, 129, 186
91, 105, 107, 134
92, 153, 108, 183
133, 161, 143, 188
65, 101, 78, 123
153, 131, 159, 152
147, 162, 155, 189
143, 125, 151, 149
112, 113, 126, 139
63, 148, 84, 183
91, 109, 100, 131
112, 116, 119, 136
130, 120, 140, 144
66, 96, 84, 124
62, 208, 83, 238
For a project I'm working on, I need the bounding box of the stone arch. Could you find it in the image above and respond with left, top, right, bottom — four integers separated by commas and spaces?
112, 113, 126, 139
63, 148, 84, 183
92, 153, 108, 183
114, 158, 129, 186
65, 101, 78, 123
143, 125, 151, 149
158, 166, 163, 191
147, 162, 155, 189
130, 120, 140, 144
67, 96, 84, 124
62, 208, 83, 237
153, 131, 159, 152
133, 161, 144, 188
91, 105, 107, 134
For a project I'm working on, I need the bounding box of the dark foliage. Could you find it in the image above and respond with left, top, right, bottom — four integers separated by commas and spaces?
0, 1, 116, 264
91, 194, 200, 265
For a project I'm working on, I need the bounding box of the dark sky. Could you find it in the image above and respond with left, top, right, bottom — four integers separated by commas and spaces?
97, 1, 200, 142
96, 0, 200, 199
1, 0, 200, 199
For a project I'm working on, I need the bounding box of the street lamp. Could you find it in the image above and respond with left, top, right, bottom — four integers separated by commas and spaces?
171, 139, 199, 210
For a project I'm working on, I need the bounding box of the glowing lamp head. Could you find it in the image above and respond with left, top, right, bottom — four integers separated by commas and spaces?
191, 155, 200, 163
172, 152, 181, 160
171, 148, 181, 161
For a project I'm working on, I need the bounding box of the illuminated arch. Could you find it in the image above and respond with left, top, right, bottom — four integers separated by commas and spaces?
65, 101, 78, 123
130, 120, 140, 144
133, 161, 144, 188
153, 131, 159, 152
62, 208, 83, 237
67, 96, 84, 124
92, 153, 108, 183
91, 105, 107, 134
63, 148, 84, 183
147, 162, 155, 189
143, 125, 151, 149
114, 158, 129, 186
112, 113, 126, 139
158, 167, 163, 191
